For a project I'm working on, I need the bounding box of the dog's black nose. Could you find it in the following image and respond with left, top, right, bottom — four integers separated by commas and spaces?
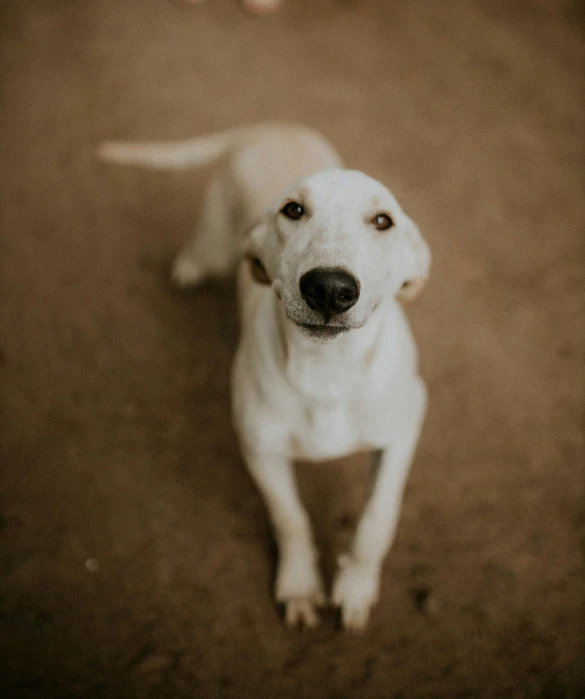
299, 267, 360, 319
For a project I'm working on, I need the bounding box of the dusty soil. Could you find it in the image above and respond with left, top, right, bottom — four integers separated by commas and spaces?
1, 1, 584, 697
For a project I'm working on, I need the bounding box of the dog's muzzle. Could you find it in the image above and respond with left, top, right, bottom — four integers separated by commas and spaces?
299, 267, 360, 323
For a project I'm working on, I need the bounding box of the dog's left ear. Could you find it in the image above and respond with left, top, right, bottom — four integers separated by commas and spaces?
243, 251, 272, 285
394, 220, 431, 302
242, 221, 272, 286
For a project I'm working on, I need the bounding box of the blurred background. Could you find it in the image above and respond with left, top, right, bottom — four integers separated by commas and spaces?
1, 0, 584, 696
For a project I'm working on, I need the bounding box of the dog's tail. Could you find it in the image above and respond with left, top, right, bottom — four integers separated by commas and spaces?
96, 127, 246, 170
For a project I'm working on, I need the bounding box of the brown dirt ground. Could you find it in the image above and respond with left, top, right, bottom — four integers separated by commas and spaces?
1, 1, 584, 697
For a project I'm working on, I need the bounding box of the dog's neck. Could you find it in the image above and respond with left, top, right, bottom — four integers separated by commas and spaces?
275, 297, 395, 404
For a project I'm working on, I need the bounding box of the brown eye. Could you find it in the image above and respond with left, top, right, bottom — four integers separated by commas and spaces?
372, 213, 394, 231
280, 201, 305, 221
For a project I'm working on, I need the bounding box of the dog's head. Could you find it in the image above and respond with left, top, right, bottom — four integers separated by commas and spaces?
244, 169, 430, 341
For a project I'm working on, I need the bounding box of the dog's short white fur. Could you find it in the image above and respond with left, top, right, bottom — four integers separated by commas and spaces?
98, 123, 430, 630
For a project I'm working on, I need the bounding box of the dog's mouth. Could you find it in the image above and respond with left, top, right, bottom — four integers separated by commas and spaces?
297, 323, 350, 340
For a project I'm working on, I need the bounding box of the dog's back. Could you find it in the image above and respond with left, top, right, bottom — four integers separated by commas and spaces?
98, 123, 342, 285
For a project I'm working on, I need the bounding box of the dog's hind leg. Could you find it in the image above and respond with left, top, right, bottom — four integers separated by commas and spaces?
171, 174, 237, 288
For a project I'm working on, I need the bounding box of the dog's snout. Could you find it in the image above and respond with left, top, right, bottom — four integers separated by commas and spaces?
299, 267, 360, 319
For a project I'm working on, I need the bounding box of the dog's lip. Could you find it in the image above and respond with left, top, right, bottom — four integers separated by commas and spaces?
297, 323, 349, 337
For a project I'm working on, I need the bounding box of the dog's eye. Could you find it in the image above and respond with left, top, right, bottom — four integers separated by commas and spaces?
372, 213, 394, 231
280, 201, 305, 221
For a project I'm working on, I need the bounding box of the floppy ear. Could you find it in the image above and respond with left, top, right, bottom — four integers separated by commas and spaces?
394, 220, 431, 302
242, 221, 272, 286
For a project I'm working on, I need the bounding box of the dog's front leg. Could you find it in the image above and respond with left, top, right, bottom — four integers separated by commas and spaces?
243, 448, 325, 628
333, 380, 427, 630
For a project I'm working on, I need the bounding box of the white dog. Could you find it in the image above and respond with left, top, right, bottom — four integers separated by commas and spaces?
98, 123, 430, 630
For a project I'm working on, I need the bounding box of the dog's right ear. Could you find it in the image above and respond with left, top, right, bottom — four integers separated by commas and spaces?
243, 221, 272, 285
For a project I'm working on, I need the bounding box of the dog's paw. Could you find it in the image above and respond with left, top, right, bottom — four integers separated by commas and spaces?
332, 554, 380, 631
171, 256, 205, 288
275, 548, 325, 628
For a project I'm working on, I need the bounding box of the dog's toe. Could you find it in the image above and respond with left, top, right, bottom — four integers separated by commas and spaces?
338, 602, 370, 632
284, 597, 322, 629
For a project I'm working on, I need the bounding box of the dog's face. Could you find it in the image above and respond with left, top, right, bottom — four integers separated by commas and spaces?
245, 169, 430, 341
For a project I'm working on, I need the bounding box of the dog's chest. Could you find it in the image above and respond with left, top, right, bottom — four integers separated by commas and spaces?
285, 355, 377, 460
291, 400, 364, 460
286, 353, 348, 403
